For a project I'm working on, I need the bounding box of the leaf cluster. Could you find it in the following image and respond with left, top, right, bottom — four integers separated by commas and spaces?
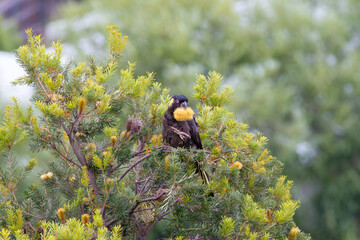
0, 27, 310, 239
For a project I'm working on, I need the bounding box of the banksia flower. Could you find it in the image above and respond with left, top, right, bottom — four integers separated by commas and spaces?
79, 97, 87, 115
85, 142, 96, 151
47, 172, 53, 179
266, 209, 273, 224
231, 161, 243, 170
62, 131, 69, 142
30, 116, 39, 135
164, 156, 169, 170
26, 158, 37, 171
288, 227, 300, 240
75, 132, 85, 138
150, 134, 163, 148
69, 176, 75, 182
85, 142, 96, 161
211, 146, 222, 156
106, 178, 115, 190
111, 136, 117, 147
57, 208, 66, 224
40, 174, 47, 181
81, 214, 90, 228
120, 130, 130, 140
40, 172, 53, 181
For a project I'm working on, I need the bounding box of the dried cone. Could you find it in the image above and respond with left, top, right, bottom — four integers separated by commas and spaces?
155, 188, 169, 203
125, 118, 142, 135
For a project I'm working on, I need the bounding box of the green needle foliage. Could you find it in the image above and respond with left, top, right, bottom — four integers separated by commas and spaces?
47, 1, 360, 238
0, 26, 310, 239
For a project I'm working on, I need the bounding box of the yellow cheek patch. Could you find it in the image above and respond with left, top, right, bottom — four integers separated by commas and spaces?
174, 107, 195, 121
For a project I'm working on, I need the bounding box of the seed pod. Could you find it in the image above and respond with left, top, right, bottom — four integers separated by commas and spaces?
155, 188, 169, 203
125, 118, 142, 135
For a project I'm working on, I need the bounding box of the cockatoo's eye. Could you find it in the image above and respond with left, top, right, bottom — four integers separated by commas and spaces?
175, 100, 179, 103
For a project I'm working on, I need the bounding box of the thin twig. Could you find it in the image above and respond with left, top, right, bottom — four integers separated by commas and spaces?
23, 211, 43, 220
117, 154, 151, 182
139, 176, 152, 194
146, 210, 173, 235
133, 206, 157, 213
50, 143, 81, 168
128, 194, 165, 217
104, 218, 119, 228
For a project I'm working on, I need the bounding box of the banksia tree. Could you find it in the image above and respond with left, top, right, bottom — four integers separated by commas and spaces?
0, 26, 311, 239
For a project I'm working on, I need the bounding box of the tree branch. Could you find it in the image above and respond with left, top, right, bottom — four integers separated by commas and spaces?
128, 194, 166, 218
146, 209, 173, 235
50, 143, 81, 168
117, 154, 150, 182
104, 218, 119, 228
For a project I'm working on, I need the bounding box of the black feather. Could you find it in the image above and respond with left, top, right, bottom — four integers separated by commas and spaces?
162, 94, 211, 187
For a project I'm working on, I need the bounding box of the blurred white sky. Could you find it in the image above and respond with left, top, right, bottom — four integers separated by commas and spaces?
0, 51, 32, 103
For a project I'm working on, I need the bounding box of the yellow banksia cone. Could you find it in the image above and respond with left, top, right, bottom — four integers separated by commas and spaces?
111, 136, 117, 147
26, 158, 37, 171
266, 209, 273, 224
69, 176, 75, 182
79, 97, 87, 115
57, 208, 66, 224
164, 156, 169, 170
288, 227, 300, 240
30, 116, 39, 136
150, 134, 163, 148
232, 161, 243, 170
82, 214, 90, 228
75, 132, 84, 138
40, 172, 53, 181
47, 172, 53, 179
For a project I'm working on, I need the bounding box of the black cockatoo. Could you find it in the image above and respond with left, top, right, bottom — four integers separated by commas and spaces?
162, 94, 210, 185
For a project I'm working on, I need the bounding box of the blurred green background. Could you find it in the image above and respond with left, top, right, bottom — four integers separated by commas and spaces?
1, 0, 360, 239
